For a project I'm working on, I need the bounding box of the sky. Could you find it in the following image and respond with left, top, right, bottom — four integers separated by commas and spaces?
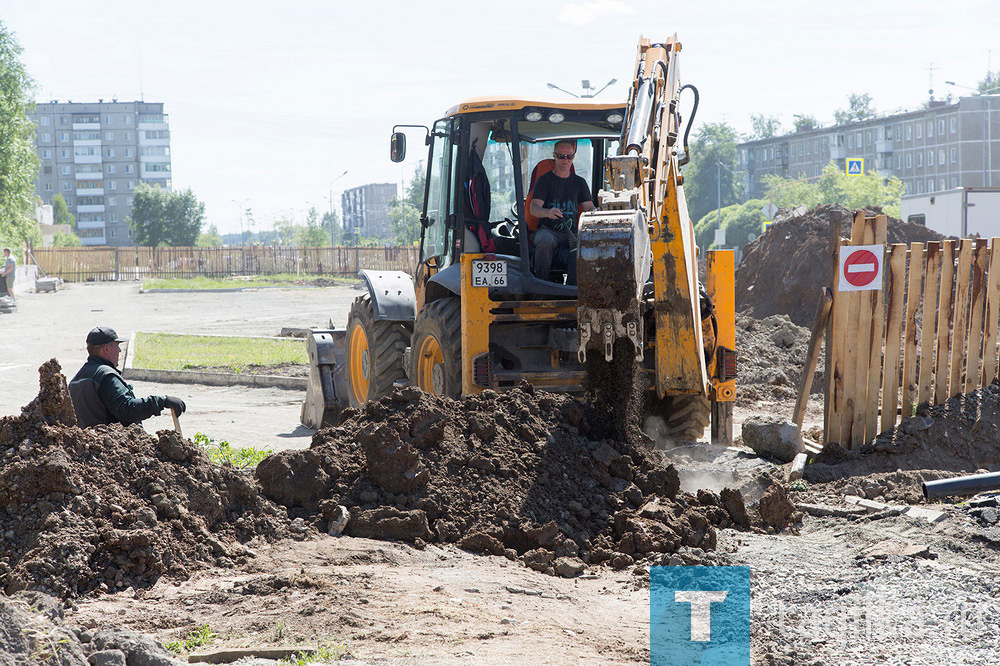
3, 0, 999, 235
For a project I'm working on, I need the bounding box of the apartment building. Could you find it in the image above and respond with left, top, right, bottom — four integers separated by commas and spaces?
29, 100, 172, 246
738, 95, 1000, 200
341, 183, 397, 239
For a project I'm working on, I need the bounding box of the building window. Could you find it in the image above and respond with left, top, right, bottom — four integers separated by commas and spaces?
105, 132, 114, 141
939, 179, 946, 191
43, 166, 52, 175
951, 177, 958, 187
950, 117, 957, 133
927, 151, 933, 166
950, 147, 957, 163
109, 228, 118, 239
918, 181, 924, 194
59, 132, 69, 142
906, 153, 913, 168
937, 119, 945, 135
127, 197, 133, 205
108, 181, 116, 190
42, 149, 52, 159
123, 131, 132, 141
123, 148, 132, 157
848, 134, 854, 149
894, 127, 901, 141
916, 124, 922, 139
865, 131, 872, 146
41, 132, 51, 142
74, 131, 99, 141
896, 155, 901, 169
62, 182, 72, 191
107, 164, 116, 174
40, 116, 50, 126
124, 115, 132, 124
106, 148, 115, 158
108, 197, 117, 207
44, 182, 52, 191
124, 164, 134, 174
917, 153, 923, 167
798, 143, 803, 156
939, 149, 946, 165
61, 165, 70, 175
926, 122, 933, 138
60, 149, 69, 158
109, 213, 118, 223
105, 116, 113, 124
127, 181, 135, 190
906, 125, 912, 140
927, 179, 934, 192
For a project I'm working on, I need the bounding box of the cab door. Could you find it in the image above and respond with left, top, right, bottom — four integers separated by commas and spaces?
420, 118, 458, 269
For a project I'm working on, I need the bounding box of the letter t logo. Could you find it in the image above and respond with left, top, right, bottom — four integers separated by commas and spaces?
674, 590, 728, 641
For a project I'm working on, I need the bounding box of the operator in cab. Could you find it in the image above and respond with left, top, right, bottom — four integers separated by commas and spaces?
68, 326, 187, 428
528, 140, 596, 284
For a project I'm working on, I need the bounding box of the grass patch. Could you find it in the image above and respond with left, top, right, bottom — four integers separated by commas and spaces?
193, 432, 272, 469
142, 273, 355, 290
280, 640, 349, 664
165, 625, 217, 654
131, 332, 306, 374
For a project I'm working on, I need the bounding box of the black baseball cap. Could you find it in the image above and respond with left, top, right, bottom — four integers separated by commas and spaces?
86, 326, 126, 345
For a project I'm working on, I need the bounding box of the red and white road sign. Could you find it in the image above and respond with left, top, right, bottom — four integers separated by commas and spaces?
838, 244, 884, 292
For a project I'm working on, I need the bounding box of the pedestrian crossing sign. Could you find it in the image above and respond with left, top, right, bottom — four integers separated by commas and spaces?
846, 158, 864, 176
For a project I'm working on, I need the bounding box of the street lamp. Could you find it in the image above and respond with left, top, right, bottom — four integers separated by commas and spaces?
231, 198, 249, 242
547, 78, 618, 99
944, 80, 1000, 95
328, 170, 349, 217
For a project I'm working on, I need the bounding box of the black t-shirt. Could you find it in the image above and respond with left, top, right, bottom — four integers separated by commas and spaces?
532, 171, 592, 231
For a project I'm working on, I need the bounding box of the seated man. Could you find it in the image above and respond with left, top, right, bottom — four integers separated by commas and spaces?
528, 140, 595, 283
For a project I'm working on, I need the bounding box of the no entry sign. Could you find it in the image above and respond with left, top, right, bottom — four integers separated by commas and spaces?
838, 244, 884, 292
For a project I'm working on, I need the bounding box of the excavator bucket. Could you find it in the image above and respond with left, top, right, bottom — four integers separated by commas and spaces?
300, 329, 350, 429
575, 207, 651, 363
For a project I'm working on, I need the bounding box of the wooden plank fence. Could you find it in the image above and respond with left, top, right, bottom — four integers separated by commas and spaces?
28, 245, 421, 282
825, 211, 1000, 448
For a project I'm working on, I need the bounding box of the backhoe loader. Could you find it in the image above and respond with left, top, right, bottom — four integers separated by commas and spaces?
302, 36, 736, 443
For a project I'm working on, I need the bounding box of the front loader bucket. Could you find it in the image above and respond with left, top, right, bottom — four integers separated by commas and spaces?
300, 329, 350, 429
576, 208, 652, 363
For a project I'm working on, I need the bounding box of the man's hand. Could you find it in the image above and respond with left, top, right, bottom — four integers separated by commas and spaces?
163, 395, 187, 415
545, 207, 564, 220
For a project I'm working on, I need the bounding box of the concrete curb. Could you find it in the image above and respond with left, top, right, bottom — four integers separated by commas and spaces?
122, 331, 307, 390
139, 285, 321, 294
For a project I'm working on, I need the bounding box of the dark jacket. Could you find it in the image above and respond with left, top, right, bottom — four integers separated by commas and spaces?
68, 355, 166, 428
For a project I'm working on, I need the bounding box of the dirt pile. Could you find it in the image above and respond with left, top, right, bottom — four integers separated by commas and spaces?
257, 384, 768, 573
803, 381, 1000, 498
0, 360, 290, 599
737, 204, 947, 326
735, 312, 818, 406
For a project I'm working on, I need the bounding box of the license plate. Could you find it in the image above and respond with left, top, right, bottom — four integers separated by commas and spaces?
471, 259, 507, 287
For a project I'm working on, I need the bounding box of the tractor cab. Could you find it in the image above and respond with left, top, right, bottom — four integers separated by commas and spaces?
391, 98, 628, 306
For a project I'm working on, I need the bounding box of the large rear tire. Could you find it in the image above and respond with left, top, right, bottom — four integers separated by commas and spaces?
644, 394, 711, 445
346, 295, 409, 408
409, 297, 463, 398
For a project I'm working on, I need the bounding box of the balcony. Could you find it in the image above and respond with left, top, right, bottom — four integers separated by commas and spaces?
876, 139, 893, 154
76, 187, 104, 196
77, 220, 106, 229
73, 154, 101, 165
81, 235, 106, 246
75, 172, 103, 180
830, 146, 846, 159
73, 139, 101, 147
77, 204, 105, 213
72, 123, 100, 130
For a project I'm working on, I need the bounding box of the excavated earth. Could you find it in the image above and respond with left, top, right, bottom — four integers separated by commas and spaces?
737, 204, 947, 327
735, 312, 819, 406
0, 360, 291, 600
256, 383, 787, 576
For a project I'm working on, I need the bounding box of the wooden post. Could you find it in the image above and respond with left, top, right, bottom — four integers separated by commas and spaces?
933, 240, 956, 405
840, 214, 868, 446
880, 243, 908, 433
917, 242, 942, 407
794, 287, 833, 430
862, 216, 888, 442
901, 244, 923, 420
949, 240, 974, 398
823, 215, 842, 444
965, 239, 989, 394
981, 239, 1000, 386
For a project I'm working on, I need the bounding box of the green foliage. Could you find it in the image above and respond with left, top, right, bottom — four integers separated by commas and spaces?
322, 210, 343, 245
192, 432, 272, 469
0, 24, 41, 249
298, 207, 331, 247
51, 231, 82, 247
51, 193, 75, 230
165, 625, 217, 654
388, 165, 425, 245
793, 114, 818, 131
280, 640, 349, 665
129, 183, 206, 246
694, 199, 768, 251
788, 479, 808, 492
833, 92, 877, 125
683, 122, 743, 225
749, 114, 782, 140
977, 71, 1000, 94
762, 162, 905, 218
196, 224, 223, 247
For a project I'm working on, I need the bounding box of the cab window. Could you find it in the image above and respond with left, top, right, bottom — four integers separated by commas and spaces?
423, 118, 457, 264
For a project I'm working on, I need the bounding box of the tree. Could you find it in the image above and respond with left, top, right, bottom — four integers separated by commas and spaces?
0, 24, 40, 248
682, 122, 743, 225
762, 162, 906, 219
388, 165, 425, 245
749, 114, 782, 140
196, 224, 223, 247
298, 207, 331, 246
321, 210, 343, 245
833, 93, 877, 125
977, 71, 1000, 94
128, 183, 206, 246
273, 217, 297, 246
51, 193, 75, 230
51, 231, 82, 246
694, 199, 769, 251
793, 114, 818, 132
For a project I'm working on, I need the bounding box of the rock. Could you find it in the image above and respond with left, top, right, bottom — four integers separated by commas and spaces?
92, 627, 183, 666
324, 504, 350, 536
758, 484, 797, 529
0, 592, 89, 665
89, 650, 127, 666
521, 548, 554, 572
345, 507, 433, 542
458, 532, 505, 556
741, 416, 803, 463
720, 488, 751, 530
554, 557, 586, 578
787, 452, 808, 482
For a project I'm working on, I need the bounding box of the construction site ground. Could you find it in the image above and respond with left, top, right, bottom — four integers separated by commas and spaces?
3, 210, 998, 666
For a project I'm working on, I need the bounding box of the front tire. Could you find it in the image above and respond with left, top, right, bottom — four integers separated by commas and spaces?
346, 295, 409, 408
644, 394, 711, 445
409, 297, 462, 398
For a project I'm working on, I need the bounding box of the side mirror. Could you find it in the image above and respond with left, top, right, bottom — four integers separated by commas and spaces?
390, 132, 406, 163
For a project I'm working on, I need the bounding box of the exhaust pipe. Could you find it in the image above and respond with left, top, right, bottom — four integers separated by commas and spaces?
922, 471, 1000, 499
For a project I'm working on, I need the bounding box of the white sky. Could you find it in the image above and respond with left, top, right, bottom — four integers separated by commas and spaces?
4, 0, 999, 234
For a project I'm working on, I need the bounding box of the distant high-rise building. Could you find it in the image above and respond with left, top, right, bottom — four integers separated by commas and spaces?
28, 100, 172, 246
341, 183, 397, 239
738, 95, 1000, 200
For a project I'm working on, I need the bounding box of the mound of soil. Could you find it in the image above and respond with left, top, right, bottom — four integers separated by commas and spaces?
0, 360, 290, 599
257, 384, 763, 573
736, 312, 819, 406
804, 381, 1000, 494
737, 204, 947, 326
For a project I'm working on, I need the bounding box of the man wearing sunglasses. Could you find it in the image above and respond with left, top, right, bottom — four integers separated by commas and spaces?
528, 140, 595, 283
